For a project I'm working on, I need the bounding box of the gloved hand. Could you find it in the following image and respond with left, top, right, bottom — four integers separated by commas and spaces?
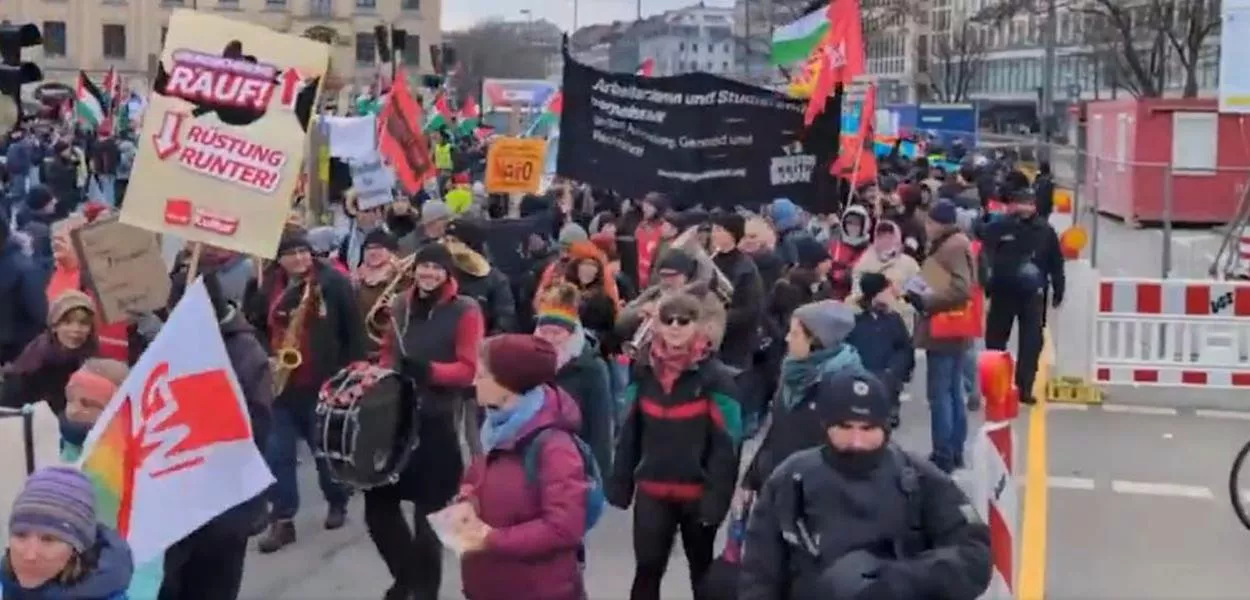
402, 356, 431, 385
605, 480, 633, 510
903, 290, 926, 312
1052, 290, 1064, 308
131, 311, 164, 342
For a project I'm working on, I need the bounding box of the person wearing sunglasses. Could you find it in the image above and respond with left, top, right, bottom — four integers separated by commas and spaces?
607, 292, 743, 600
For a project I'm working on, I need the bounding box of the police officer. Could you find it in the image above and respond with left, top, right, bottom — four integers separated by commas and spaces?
740, 371, 991, 600
979, 186, 1065, 404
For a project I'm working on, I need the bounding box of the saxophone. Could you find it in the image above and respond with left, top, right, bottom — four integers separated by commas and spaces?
272, 278, 323, 395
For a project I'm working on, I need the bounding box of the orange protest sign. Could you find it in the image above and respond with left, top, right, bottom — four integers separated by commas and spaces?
378, 72, 437, 195
485, 137, 547, 194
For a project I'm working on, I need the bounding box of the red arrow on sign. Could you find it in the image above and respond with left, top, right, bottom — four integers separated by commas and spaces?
152, 112, 184, 160
279, 69, 303, 109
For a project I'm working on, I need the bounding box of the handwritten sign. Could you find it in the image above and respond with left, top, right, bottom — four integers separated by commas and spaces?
71, 217, 172, 323
349, 155, 397, 211
485, 137, 546, 194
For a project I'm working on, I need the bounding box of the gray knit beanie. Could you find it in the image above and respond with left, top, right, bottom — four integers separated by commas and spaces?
9, 466, 98, 552
793, 300, 856, 349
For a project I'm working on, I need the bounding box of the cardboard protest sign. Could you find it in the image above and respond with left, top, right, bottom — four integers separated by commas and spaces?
119, 9, 330, 258
377, 72, 437, 195
486, 137, 547, 194
349, 155, 397, 211
70, 217, 172, 323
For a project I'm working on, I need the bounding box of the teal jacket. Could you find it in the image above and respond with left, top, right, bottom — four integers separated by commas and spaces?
61, 444, 165, 600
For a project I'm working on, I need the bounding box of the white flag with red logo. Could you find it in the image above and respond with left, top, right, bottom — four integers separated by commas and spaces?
77, 278, 274, 564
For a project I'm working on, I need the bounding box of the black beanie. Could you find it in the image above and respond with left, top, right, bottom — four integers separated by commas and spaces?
363, 229, 398, 252
859, 272, 890, 304
277, 229, 312, 256
815, 370, 893, 429
655, 249, 698, 279
25, 186, 54, 212
795, 236, 831, 269
446, 219, 487, 254
413, 242, 453, 272
712, 213, 746, 243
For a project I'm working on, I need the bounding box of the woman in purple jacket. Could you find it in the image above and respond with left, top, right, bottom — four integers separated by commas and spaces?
457, 334, 590, 600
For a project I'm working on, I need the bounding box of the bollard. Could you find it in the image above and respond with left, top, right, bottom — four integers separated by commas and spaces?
978, 350, 1020, 600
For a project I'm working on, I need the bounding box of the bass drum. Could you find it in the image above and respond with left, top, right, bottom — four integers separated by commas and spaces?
314, 362, 420, 490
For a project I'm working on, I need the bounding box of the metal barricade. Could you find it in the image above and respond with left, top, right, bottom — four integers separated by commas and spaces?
0, 406, 37, 476
1093, 278, 1250, 388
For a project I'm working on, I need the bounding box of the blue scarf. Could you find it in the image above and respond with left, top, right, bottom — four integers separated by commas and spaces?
778, 345, 863, 410
479, 386, 547, 452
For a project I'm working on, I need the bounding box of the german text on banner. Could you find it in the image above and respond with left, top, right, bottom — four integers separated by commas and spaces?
119, 9, 330, 258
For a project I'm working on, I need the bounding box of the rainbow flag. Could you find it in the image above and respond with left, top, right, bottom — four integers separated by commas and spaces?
80, 399, 137, 536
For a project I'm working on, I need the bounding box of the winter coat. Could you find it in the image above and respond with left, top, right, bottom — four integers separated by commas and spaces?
847, 306, 915, 396
741, 345, 863, 491
748, 249, 786, 291
1, 332, 95, 415
712, 249, 765, 369
609, 351, 742, 526
457, 266, 518, 335
913, 228, 976, 353
0, 238, 48, 362
850, 246, 922, 334
553, 335, 614, 475
0, 526, 134, 600
460, 386, 588, 600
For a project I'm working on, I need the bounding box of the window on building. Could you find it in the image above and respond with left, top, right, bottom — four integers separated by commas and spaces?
42, 21, 66, 58
679, 42, 685, 51
722, 61, 729, 71
705, 61, 712, 70
356, 0, 377, 9
102, 24, 126, 59
1172, 111, 1218, 174
265, 0, 287, 7
723, 43, 730, 52
402, 34, 420, 66
692, 43, 698, 52
161, 26, 168, 46
355, 32, 376, 64
219, 0, 239, 5
402, 0, 420, 9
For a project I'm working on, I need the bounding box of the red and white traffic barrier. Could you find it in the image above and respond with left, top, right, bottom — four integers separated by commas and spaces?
975, 351, 1020, 600
1094, 278, 1250, 387
1237, 224, 1250, 280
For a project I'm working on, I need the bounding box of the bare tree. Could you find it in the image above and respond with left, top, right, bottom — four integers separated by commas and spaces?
926, 22, 990, 102
1079, 0, 1219, 97
445, 20, 556, 99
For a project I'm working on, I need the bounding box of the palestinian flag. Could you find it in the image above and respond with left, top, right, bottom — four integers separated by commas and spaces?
456, 96, 480, 136
102, 67, 122, 111
75, 71, 107, 129
772, 3, 830, 66
525, 59, 653, 137
424, 93, 453, 133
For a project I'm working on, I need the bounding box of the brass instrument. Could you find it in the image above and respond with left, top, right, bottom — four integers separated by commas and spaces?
671, 226, 735, 305
442, 237, 490, 278
623, 315, 654, 358
272, 278, 325, 395
365, 254, 416, 345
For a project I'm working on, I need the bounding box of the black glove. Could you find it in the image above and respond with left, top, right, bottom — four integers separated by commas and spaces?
903, 290, 926, 312
402, 356, 431, 385
1052, 290, 1064, 308
605, 480, 633, 510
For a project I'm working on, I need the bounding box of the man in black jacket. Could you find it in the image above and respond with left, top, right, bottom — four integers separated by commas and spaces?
980, 188, 1065, 404
246, 229, 366, 553
709, 213, 764, 369
740, 371, 991, 600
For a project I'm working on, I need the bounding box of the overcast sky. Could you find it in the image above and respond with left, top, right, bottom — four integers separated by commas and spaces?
442, 0, 736, 33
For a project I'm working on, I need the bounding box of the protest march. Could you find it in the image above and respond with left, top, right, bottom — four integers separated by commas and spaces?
0, 0, 1091, 598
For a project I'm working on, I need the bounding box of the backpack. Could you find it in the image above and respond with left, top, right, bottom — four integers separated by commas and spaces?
521, 428, 607, 534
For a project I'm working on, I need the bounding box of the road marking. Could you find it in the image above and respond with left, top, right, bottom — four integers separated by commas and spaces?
1110, 480, 1215, 499
1102, 403, 1178, 416
1047, 403, 1088, 411
1195, 409, 1250, 421
1018, 327, 1051, 600
1046, 475, 1096, 490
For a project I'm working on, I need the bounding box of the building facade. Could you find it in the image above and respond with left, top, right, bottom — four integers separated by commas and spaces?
1, 0, 441, 91
571, 2, 734, 76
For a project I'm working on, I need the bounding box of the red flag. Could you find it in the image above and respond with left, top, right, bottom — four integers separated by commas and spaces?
804, 0, 866, 126
830, 84, 877, 185
378, 71, 437, 194
459, 96, 480, 120
637, 58, 656, 77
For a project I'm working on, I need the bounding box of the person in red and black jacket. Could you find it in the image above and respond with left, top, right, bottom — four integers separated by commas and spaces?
373, 242, 485, 600
607, 291, 742, 600
243, 228, 364, 554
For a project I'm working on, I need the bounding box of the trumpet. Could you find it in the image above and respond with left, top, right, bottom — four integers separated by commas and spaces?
364, 254, 416, 345
623, 315, 654, 358
671, 226, 735, 305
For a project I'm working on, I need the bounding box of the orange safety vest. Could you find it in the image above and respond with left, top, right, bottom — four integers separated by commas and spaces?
928, 240, 985, 340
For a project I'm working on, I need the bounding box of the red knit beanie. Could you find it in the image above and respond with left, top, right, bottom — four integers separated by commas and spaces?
482, 334, 558, 394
